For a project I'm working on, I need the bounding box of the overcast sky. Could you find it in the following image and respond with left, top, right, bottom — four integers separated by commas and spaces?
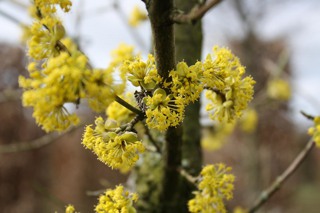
0, 0, 319, 124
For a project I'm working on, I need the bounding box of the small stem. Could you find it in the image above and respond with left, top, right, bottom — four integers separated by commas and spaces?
178, 168, 198, 187
144, 124, 162, 153
115, 95, 144, 116
248, 138, 315, 213
0, 8, 24, 26
172, 0, 222, 24
0, 125, 82, 154
300, 110, 315, 121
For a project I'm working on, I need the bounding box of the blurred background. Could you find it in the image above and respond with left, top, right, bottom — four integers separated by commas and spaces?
0, 0, 319, 212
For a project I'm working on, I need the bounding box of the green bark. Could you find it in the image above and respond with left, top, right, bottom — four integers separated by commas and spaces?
148, 1, 183, 212
175, 0, 203, 212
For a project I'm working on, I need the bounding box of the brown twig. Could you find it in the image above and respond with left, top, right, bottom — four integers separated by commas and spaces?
248, 138, 315, 213
143, 124, 162, 153
172, 0, 222, 24
0, 8, 25, 26
0, 125, 83, 154
300, 110, 315, 121
115, 95, 144, 116
178, 168, 198, 187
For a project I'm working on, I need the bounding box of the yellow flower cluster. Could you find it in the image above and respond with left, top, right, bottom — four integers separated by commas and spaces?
308, 116, 320, 147
65, 204, 76, 213
95, 185, 138, 213
233, 206, 248, 213
267, 78, 291, 101
129, 6, 148, 27
168, 61, 203, 104
122, 54, 162, 91
239, 108, 258, 133
19, 51, 89, 132
28, 19, 65, 60
34, 0, 72, 15
145, 88, 184, 131
204, 47, 255, 123
82, 117, 145, 171
201, 122, 235, 151
22, 0, 136, 132
188, 164, 235, 213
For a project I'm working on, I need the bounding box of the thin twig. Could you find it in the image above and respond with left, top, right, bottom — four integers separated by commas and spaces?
178, 168, 198, 187
248, 138, 315, 213
0, 8, 24, 26
172, 0, 222, 24
86, 189, 106, 197
0, 125, 83, 154
143, 124, 162, 153
300, 111, 315, 121
115, 95, 144, 116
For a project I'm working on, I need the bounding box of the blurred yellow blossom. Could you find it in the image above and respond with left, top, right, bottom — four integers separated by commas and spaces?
308, 116, 320, 147
267, 78, 291, 101
129, 6, 148, 27
201, 122, 235, 151
233, 206, 248, 213
65, 204, 76, 213
107, 93, 137, 125
239, 108, 258, 133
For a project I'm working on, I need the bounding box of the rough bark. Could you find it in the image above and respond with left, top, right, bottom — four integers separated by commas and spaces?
175, 0, 203, 211
148, 1, 183, 212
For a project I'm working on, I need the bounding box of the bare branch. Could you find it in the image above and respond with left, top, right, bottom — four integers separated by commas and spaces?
115, 96, 144, 117
172, 0, 222, 24
248, 138, 315, 213
143, 124, 162, 153
300, 110, 315, 121
0, 125, 83, 154
0, 8, 24, 26
178, 168, 198, 187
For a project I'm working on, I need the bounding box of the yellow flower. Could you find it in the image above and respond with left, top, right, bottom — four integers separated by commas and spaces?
28, 18, 65, 60
122, 54, 162, 91
20, 52, 89, 132
95, 185, 138, 213
308, 116, 320, 147
84, 68, 115, 112
145, 88, 184, 131
168, 61, 203, 104
201, 122, 235, 151
188, 164, 235, 213
267, 78, 291, 101
34, 0, 72, 16
239, 108, 258, 133
129, 6, 148, 27
82, 117, 145, 171
65, 204, 76, 213
204, 47, 255, 123
233, 206, 248, 213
